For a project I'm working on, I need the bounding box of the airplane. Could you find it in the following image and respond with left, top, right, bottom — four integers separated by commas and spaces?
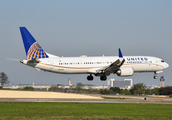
19, 27, 169, 81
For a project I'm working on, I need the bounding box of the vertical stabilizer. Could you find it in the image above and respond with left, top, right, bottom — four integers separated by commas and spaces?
20, 27, 49, 59
119, 48, 123, 58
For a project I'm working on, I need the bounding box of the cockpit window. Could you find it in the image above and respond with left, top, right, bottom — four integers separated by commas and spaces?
161, 60, 164, 63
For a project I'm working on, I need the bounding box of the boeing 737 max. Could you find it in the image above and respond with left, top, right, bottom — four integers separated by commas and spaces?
19, 27, 169, 81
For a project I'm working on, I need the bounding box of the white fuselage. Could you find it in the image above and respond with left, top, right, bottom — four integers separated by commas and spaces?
22, 55, 169, 75
19, 27, 169, 80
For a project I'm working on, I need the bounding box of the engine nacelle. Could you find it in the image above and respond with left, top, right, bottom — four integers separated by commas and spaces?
116, 67, 134, 77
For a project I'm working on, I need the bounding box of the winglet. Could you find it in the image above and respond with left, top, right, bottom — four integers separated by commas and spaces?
119, 48, 123, 58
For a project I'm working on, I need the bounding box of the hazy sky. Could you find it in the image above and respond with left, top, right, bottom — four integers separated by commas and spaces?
0, 0, 172, 86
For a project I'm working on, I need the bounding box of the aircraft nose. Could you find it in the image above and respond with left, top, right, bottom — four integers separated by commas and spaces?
165, 62, 169, 68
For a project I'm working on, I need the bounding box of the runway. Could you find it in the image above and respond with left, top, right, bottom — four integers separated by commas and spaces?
0, 90, 172, 104
1, 96, 172, 104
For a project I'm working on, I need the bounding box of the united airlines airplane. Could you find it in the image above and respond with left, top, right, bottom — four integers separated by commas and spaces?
20, 27, 169, 81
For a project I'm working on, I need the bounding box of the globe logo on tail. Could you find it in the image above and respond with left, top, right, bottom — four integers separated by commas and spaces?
27, 42, 49, 59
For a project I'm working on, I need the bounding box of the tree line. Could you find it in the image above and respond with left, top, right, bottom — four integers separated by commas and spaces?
48, 82, 172, 96
0, 72, 9, 89
103, 83, 172, 96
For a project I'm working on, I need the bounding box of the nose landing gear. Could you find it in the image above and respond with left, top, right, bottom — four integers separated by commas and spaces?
154, 72, 158, 79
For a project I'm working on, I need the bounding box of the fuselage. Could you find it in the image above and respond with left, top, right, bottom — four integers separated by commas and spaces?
22, 55, 169, 75
19, 27, 169, 81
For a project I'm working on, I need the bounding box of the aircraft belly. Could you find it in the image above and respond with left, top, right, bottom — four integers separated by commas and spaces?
65, 69, 88, 74
35, 64, 52, 72
149, 64, 163, 71
49, 66, 89, 74
127, 64, 163, 72
126, 64, 162, 72
133, 64, 149, 72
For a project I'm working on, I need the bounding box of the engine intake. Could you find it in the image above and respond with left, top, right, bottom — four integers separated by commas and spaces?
116, 67, 134, 77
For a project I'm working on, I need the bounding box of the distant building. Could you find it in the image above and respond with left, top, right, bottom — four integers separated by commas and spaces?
160, 76, 165, 87
107, 79, 115, 87
32, 82, 34, 87
110, 79, 115, 87
107, 79, 133, 89
124, 79, 133, 87
146, 85, 160, 89
83, 85, 109, 90
113, 79, 132, 89
68, 78, 72, 86
107, 80, 110, 86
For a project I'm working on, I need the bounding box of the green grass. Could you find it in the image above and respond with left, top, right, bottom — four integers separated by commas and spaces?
102, 97, 123, 99
0, 103, 172, 120
102, 97, 129, 99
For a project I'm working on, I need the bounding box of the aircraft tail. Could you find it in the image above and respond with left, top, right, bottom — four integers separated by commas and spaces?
119, 48, 123, 58
20, 27, 49, 59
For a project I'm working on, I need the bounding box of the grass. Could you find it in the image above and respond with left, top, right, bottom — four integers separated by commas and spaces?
102, 97, 123, 99
102, 97, 129, 99
0, 103, 172, 120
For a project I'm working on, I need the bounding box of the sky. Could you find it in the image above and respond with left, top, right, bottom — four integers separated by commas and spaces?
0, 0, 172, 86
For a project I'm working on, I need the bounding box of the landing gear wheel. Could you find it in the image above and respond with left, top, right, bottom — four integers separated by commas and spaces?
100, 76, 107, 81
87, 75, 93, 81
154, 72, 158, 79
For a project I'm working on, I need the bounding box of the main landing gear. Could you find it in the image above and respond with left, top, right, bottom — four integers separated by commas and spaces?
154, 72, 158, 79
87, 74, 94, 81
87, 74, 107, 81
100, 76, 107, 81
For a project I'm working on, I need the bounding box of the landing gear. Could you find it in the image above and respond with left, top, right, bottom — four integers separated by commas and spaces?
87, 74, 94, 81
100, 76, 107, 81
154, 72, 158, 79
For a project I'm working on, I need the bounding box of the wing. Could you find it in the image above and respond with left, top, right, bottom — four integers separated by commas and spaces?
95, 48, 125, 76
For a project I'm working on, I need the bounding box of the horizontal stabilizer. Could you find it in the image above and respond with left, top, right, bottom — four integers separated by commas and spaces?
27, 58, 40, 63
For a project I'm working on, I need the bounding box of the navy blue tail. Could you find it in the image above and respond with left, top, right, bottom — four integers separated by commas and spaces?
20, 27, 49, 59
119, 48, 123, 58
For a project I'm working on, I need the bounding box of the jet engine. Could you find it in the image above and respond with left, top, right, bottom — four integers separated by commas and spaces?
116, 67, 134, 77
